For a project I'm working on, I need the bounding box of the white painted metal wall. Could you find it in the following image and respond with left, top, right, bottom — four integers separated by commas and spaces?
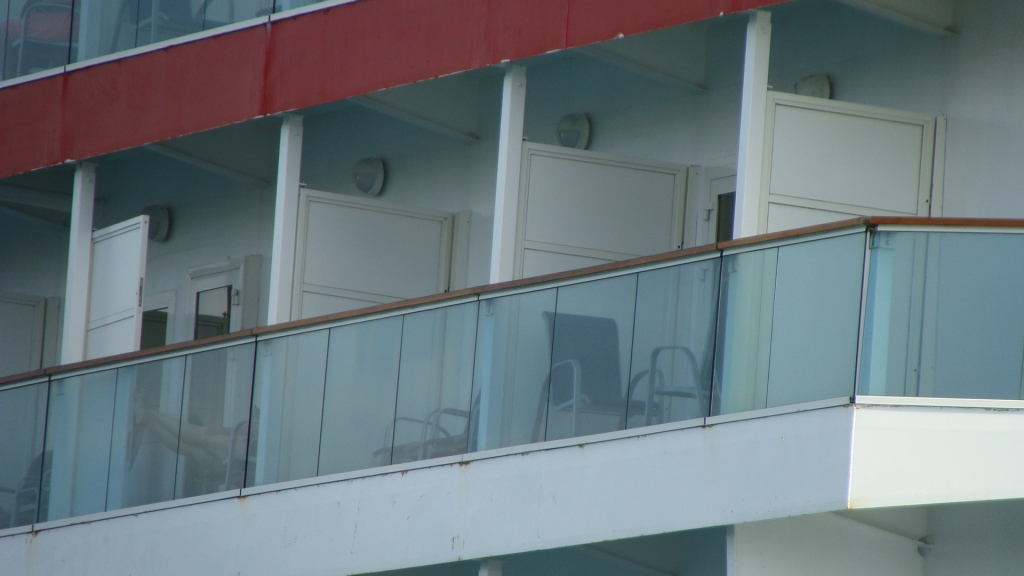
731, 513, 924, 576
0, 405, 855, 576
767, 0, 1024, 220
94, 151, 276, 344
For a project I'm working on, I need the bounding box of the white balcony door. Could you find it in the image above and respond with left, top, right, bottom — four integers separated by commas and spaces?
0, 292, 46, 377
291, 190, 454, 320
85, 215, 149, 360
514, 143, 688, 279
760, 92, 943, 232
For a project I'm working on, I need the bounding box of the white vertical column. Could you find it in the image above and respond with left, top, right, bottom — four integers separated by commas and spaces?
267, 114, 304, 325
734, 10, 772, 238
479, 559, 502, 576
60, 162, 96, 364
489, 65, 527, 284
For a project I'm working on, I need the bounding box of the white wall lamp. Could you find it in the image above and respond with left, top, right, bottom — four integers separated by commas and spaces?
353, 157, 386, 196
556, 113, 591, 149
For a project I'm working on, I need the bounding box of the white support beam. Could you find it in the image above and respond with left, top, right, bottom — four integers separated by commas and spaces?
734, 10, 771, 239
489, 65, 527, 284
0, 183, 72, 212
145, 143, 270, 188
478, 559, 502, 576
267, 114, 303, 325
352, 96, 479, 143
60, 162, 96, 364
576, 46, 707, 94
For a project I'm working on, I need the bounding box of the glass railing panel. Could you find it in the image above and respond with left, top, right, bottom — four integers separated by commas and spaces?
174, 343, 255, 498
0, 381, 47, 528
69, 0, 134, 64
544, 274, 638, 441
861, 231, 1024, 399
39, 369, 117, 522
713, 233, 865, 415
246, 329, 328, 488
270, 0, 316, 14
201, 0, 270, 31
712, 246, 777, 415
627, 259, 721, 428
0, 0, 9, 78
318, 315, 403, 476
65, 0, 274, 67
391, 302, 478, 464
469, 289, 557, 452
105, 356, 185, 511
2, 0, 73, 80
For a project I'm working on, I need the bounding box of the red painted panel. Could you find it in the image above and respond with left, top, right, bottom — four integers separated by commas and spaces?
63, 26, 268, 161
0, 75, 65, 177
265, 0, 569, 113
0, 0, 795, 180
566, 0, 788, 46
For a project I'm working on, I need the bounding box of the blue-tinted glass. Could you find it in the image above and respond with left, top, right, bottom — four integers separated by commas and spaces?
3, 0, 72, 79
0, 381, 47, 528
392, 302, 478, 464
201, 0, 271, 29
247, 330, 328, 487
470, 289, 557, 452
175, 343, 255, 498
712, 248, 777, 415
40, 370, 117, 522
629, 259, 720, 428
714, 233, 865, 415
545, 275, 638, 441
318, 316, 403, 476
861, 231, 1024, 400
135, 0, 200, 47
0, 0, 10, 78
106, 356, 185, 511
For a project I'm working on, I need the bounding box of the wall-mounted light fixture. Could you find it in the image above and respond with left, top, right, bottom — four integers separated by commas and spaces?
353, 158, 386, 196
142, 205, 171, 242
557, 113, 592, 150
795, 74, 833, 99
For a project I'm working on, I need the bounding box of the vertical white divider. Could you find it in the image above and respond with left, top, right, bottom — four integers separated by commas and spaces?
479, 559, 503, 576
60, 162, 96, 364
267, 114, 304, 324
489, 65, 527, 284
735, 10, 772, 238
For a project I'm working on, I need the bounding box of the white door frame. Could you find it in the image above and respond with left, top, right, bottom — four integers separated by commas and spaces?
292, 189, 456, 321
186, 255, 261, 340
513, 142, 689, 279
758, 91, 944, 232
0, 291, 46, 374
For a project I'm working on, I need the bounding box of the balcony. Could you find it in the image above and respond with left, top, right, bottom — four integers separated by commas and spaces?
2, 217, 1023, 532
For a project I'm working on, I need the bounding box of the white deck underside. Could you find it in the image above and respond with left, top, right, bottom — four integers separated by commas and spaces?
4, 403, 1024, 576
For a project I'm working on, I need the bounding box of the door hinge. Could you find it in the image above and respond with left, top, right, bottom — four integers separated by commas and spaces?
138, 278, 144, 307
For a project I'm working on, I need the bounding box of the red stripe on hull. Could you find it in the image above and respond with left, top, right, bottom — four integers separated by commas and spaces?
0, 0, 785, 179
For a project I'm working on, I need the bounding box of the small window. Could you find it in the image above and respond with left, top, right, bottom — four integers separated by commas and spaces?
194, 286, 231, 340
141, 308, 169, 349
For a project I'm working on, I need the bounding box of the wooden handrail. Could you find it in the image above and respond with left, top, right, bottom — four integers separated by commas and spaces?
5, 216, 1023, 387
